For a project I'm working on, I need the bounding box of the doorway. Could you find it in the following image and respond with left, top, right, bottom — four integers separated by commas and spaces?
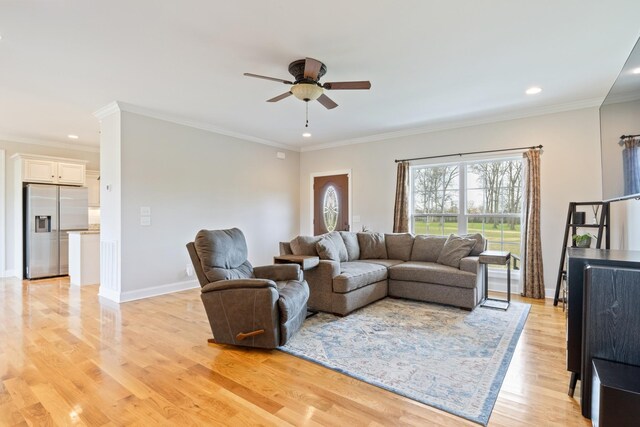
312, 172, 350, 235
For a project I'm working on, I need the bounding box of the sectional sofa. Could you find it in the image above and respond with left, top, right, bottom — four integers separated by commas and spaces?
279, 231, 486, 316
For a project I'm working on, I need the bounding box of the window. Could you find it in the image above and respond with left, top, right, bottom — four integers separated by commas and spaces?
411, 157, 523, 263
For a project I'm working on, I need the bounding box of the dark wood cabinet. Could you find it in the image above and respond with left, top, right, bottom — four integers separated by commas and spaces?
582, 266, 640, 418
565, 248, 640, 418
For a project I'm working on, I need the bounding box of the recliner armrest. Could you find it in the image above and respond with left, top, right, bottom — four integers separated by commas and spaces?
254, 264, 302, 281
201, 278, 277, 293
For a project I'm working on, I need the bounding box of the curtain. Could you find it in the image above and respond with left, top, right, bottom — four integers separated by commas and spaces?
623, 137, 640, 196
520, 149, 545, 299
393, 161, 409, 233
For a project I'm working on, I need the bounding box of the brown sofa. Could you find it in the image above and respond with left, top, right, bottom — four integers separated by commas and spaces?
280, 232, 485, 316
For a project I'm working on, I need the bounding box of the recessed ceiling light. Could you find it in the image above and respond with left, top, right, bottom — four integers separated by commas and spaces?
302, 132, 312, 138
68, 134, 79, 139
525, 87, 542, 95
632, 67, 640, 75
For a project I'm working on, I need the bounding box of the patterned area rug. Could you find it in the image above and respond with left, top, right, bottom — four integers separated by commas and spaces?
280, 298, 530, 425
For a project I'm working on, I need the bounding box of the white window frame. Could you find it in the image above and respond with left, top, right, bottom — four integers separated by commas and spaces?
409, 155, 523, 288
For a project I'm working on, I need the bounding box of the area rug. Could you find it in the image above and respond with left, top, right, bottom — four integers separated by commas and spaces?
280, 298, 530, 425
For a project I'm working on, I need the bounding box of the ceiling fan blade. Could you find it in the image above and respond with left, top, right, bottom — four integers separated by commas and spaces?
323, 81, 371, 90
317, 94, 338, 110
304, 57, 323, 80
244, 73, 293, 85
266, 92, 292, 102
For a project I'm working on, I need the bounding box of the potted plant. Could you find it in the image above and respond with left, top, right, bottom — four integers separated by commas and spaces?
572, 233, 595, 248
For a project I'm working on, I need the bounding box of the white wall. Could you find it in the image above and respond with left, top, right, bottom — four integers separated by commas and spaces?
0, 139, 99, 277
99, 109, 300, 302
300, 107, 603, 297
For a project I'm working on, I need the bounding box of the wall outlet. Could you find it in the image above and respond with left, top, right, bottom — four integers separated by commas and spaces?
276, 151, 286, 160
186, 263, 194, 277
140, 216, 151, 226
140, 206, 151, 216
353, 215, 361, 223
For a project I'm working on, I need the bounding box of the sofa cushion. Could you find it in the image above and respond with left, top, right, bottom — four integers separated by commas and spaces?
290, 235, 322, 256
339, 231, 360, 261
389, 261, 477, 289
410, 235, 447, 262
333, 261, 388, 293
437, 234, 476, 268
357, 232, 387, 259
385, 233, 414, 261
316, 237, 340, 261
359, 259, 404, 268
326, 231, 348, 262
461, 233, 486, 256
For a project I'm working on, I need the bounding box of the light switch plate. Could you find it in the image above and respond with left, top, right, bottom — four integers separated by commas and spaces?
140, 216, 151, 226
140, 206, 151, 216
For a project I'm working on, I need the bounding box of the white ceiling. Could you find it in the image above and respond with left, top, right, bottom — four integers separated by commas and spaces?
1, 1, 640, 151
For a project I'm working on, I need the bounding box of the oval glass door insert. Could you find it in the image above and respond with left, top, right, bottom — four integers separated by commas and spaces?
323, 185, 339, 232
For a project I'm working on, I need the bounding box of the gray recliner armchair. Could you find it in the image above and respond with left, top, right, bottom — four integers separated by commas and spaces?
186, 228, 309, 349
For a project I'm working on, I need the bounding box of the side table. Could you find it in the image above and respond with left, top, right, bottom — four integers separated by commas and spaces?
479, 250, 511, 310
273, 255, 320, 270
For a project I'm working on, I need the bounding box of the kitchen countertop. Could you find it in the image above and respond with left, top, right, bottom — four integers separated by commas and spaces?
66, 230, 100, 235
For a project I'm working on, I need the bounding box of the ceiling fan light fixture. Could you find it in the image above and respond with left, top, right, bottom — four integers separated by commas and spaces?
291, 83, 323, 101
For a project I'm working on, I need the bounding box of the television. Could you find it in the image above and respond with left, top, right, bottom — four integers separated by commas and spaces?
600, 35, 640, 201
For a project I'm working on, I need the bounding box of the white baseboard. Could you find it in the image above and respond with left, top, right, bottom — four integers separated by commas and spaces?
106, 279, 199, 303
98, 286, 122, 303
1, 269, 16, 278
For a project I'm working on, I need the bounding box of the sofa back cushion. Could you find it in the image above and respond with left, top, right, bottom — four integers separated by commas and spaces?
357, 232, 388, 259
384, 233, 414, 261
290, 235, 322, 256
339, 231, 360, 261
326, 231, 348, 262
437, 234, 476, 268
461, 233, 486, 256
316, 237, 340, 261
410, 235, 448, 262
279, 241, 293, 255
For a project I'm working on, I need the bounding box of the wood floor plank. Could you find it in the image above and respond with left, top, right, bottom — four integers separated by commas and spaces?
0, 277, 590, 426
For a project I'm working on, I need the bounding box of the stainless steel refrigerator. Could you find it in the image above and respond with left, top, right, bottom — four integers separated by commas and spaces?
24, 184, 89, 279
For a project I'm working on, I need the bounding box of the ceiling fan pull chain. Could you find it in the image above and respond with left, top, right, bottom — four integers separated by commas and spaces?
305, 102, 309, 128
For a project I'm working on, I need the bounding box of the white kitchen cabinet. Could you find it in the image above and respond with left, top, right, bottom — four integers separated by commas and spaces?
23, 158, 57, 183
18, 155, 87, 186
57, 162, 85, 185
86, 170, 100, 207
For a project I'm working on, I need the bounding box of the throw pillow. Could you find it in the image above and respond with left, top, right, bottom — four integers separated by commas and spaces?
437, 234, 476, 268
316, 238, 340, 261
384, 233, 414, 261
410, 235, 448, 262
290, 235, 322, 256
357, 232, 387, 259
339, 231, 360, 261
326, 231, 348, 262
461, 233, 486, 256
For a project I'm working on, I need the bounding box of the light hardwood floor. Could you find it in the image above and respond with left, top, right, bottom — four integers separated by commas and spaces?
0, 277, 589, 426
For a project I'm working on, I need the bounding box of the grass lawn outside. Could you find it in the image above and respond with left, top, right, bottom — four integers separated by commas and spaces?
413, 220, 521, 261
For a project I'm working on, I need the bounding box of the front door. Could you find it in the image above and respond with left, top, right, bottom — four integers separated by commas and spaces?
313, 174, 349, 235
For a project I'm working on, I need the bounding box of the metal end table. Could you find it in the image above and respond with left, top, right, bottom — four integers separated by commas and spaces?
479, 250, 511, 310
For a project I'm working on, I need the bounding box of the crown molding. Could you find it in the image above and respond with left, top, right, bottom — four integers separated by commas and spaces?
0, 133, 100, 153
300, 97, 604, 153
93, 101, 121, 120
93, 101, 299, 151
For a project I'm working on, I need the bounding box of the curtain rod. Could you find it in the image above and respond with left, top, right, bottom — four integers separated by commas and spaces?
620, 134, 640, 139
394, 144, 543, 163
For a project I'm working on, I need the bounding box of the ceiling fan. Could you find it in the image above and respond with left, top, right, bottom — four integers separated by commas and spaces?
244, 57, 371, 111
